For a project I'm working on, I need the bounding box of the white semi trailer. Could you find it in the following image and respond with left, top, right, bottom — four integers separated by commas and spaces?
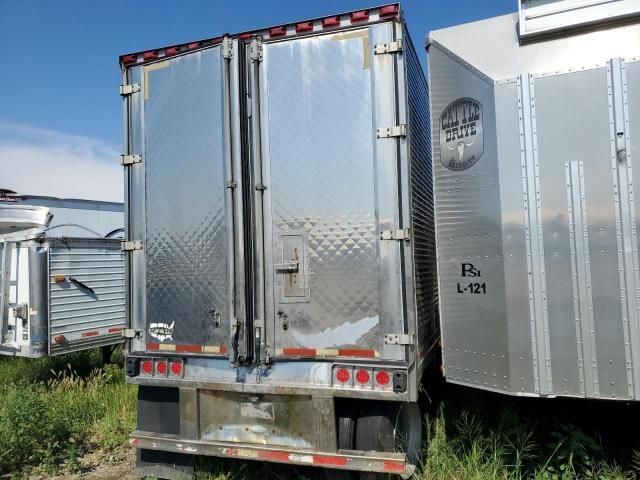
0, 193, 125, 357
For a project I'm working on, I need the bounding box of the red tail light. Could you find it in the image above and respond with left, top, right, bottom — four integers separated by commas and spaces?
355, 369, 370, 384
336, 368, 350, 383
141, 360, 153, 375
155, 359, 168, 376
170, 360, 183, 377
375, 370, 391, 386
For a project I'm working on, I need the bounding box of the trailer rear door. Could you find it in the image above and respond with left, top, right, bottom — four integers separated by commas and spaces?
129, 47, 235, 356
254, 23, 407, 362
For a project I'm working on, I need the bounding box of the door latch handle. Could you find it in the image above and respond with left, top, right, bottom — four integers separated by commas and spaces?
275, 261, 299, 273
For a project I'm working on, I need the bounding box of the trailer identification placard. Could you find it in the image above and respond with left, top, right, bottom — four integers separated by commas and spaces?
440, 98, 484, 171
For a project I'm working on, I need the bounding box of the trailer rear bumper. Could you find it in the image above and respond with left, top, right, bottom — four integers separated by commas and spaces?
130, 430, 414, 478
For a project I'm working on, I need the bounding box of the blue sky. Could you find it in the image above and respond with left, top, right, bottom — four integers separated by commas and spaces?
0, 0, 513, 201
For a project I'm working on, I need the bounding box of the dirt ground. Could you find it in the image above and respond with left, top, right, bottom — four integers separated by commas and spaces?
28, 447, 137, 480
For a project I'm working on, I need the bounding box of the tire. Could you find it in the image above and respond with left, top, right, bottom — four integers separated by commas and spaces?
355, 402, 423, 480
325, 413, 357, 480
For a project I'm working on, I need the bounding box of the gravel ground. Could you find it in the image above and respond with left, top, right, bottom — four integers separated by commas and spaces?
28, 447, 137, 480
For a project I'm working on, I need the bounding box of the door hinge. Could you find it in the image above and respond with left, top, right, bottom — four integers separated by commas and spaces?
121, 240, 143, 252
120, 83, 141, 96
120, 154, 142, 166
122, 328, 142, 339
250, 38, 263, 63
380, 228, 410, 241
222, 36, 233, 59
384, 333, 414, 345
374, 39, 403, 55
377, 124, 406, 138
255, 183, 267, 191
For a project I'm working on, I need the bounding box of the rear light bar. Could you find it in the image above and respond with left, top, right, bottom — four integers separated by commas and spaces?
332, 365, 403, 391
120, 3, 400, 67
134, 357, 184, 378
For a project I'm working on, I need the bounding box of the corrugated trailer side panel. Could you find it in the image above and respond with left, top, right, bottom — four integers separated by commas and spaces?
430, 10, 640, 400
49, 240, 126, 354
404, 31, 438, 362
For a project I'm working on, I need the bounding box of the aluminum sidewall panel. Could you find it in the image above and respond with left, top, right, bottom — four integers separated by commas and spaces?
430, 46, 511, 391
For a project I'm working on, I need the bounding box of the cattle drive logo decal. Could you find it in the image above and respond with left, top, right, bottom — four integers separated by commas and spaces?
440, 98, 484, 171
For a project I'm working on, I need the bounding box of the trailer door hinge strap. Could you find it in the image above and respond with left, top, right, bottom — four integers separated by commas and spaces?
222, 36, 233, 59
255, 183, 267, 191
377, 124, 406, 138
120, 83, 141, 96
120, 154, 142, 166
122, 328, 142, 339
250, 38, 263, 62
384, 333, 414, 345
380, 228, 410, 241
121, 240, 143, 252
374, 39, 403, 55
226, 181, 237, 189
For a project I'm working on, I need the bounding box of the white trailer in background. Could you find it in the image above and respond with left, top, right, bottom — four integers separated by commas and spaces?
0, 193, 125, 357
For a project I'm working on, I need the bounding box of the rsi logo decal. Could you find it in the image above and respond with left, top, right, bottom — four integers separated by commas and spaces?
440, 98, 484, 171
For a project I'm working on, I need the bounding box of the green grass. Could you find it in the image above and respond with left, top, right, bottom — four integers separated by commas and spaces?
0, 351, 136, 477
0, 352, 637, 479
419, 408, 633, 480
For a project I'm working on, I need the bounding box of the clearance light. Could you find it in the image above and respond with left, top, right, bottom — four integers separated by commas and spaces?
351, 10, 369, 22
322, 16, 340, 28
296, 22, 313, 33
141, 360, 153, 375
53, 275, 66, 283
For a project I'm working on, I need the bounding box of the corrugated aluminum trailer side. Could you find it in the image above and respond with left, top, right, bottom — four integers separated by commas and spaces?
429, 0, 640, 400
0, 237, 126, 357
120, 4, 436, 478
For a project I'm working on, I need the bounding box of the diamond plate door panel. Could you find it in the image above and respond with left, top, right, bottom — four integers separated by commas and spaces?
143, 48, 230, 355
260, 26, 403, 361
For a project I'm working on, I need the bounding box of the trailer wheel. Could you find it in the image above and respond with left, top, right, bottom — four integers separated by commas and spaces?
355, 402, 422, 479
325, 413, 357, 480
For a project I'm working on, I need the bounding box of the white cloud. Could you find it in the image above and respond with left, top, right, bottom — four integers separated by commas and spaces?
0, 121, 123, 203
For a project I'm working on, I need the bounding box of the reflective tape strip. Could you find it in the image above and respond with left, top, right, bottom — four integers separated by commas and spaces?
147, 343, 227, 354
384, 461, 406, 472
313, 455, 349, 466
278, 348, 379, 358
226, 448, 350, 467
59, 326, 124, 342
131, 432, 412, 477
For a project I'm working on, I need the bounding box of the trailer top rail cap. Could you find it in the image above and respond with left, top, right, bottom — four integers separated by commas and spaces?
518, 0, 640, 40
119, 3, 401, 68
0, 204, 51, 236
